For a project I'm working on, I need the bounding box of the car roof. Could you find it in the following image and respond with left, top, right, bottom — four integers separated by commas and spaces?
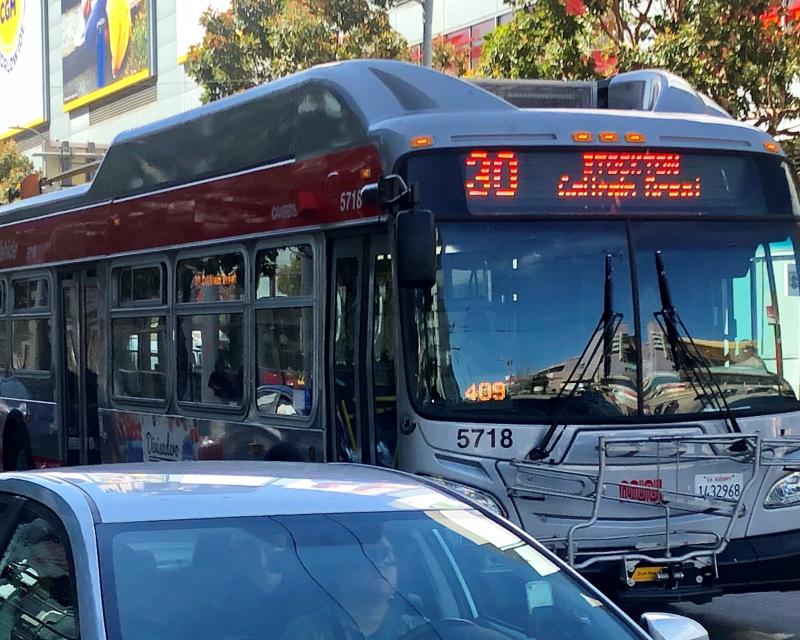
1, 462, 469, 524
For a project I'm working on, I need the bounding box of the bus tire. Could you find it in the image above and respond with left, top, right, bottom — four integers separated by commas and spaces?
3, 419, 32, 471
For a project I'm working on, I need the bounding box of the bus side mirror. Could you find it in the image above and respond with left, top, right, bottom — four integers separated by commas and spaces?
396, 207, 436, 289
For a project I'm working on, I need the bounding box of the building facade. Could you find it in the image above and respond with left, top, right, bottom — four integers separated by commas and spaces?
389, 0, 512, 70
1, 0, 210, 185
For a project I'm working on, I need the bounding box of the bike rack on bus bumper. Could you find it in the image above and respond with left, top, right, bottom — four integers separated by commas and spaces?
510, 433, 800, 576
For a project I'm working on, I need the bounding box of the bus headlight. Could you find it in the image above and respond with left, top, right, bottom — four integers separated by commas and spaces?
428, 477, 507, 517
765, 472, 800, 509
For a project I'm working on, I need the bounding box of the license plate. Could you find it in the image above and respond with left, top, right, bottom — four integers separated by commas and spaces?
694, 473, 743, 500
631, 566, 664, 583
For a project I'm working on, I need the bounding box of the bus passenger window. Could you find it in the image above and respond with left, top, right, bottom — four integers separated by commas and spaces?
111, 264, 168, 402
255, 245, 315, 418
117, 266, 164, 306
13, 279, 49, 311
295, 87, 364, 158
177, 254, 244, 304
176, 252, 247, 408
10, 278, 51, 373
256, 309, 313, 416
177, 314, 244, 407
0, 282, 7, 371
111, 318, 167, 400
11, 319, 51, 372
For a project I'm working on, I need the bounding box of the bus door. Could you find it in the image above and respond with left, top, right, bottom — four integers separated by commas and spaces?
328, 234, 397, 466
59, 270, 101, 466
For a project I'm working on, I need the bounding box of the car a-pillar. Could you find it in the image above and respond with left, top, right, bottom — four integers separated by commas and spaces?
1, 411, 33, 471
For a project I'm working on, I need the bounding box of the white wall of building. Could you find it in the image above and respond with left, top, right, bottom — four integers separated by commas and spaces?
389, 0, 512, 43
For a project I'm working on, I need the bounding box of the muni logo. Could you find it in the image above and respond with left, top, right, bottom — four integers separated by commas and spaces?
619, 478, 663, 504
0, 0, 24, 72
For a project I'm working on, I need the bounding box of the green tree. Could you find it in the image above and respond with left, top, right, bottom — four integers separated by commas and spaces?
186, 0, 408, 103
0, 142, 34, 205
615, 1, 800, 137
432, 35, 470, 76
479, 0, 800, 145
477, 0, 598, 79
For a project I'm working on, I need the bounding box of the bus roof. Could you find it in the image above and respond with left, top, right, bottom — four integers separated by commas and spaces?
1, 60, 779, 224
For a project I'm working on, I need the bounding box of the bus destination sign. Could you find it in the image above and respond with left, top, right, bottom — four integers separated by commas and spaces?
465, 150, 702, 202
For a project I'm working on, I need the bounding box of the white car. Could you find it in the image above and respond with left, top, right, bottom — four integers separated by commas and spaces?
0, 462, 707, 640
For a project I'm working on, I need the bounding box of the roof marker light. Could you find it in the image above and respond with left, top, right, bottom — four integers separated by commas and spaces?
763, 141, 781, 153
572, 131, 593, 143
599, 132, 619, 143
411, 135, 434, 148
625, 132, 646, 143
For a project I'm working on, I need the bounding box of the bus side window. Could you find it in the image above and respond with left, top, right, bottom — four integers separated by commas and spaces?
295, 86, 364, 159
0, 281, 7, 372
110, 265, 168, 402
254, 245, 315, 418
11, 278, 52, 374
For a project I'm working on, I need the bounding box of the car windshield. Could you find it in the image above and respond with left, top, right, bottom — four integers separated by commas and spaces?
402, 220, 800, 422
98, 510, 640, 640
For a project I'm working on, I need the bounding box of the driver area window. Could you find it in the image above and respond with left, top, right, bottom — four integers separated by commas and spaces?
0, 503, 78, 640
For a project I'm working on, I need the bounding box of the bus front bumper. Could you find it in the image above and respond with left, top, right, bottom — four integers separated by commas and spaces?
579, 528, 800, 605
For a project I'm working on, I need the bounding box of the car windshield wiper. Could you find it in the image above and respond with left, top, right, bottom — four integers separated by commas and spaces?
652, 251, 741, 434
528, 254, 623, 461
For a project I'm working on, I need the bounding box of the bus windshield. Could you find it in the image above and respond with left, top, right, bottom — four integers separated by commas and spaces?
402, 219, 800, 423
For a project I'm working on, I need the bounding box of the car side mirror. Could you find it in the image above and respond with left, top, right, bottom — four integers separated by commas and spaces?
641, 612, 709, 640
396, 207, 436, 289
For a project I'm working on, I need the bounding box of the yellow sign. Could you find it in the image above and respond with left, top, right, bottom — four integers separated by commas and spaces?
0, 0, 24, 71
631, 566, 664, 583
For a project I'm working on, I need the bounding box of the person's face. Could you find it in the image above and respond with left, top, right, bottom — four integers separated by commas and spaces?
371, 536, 398, 592
341, 536, 397, 606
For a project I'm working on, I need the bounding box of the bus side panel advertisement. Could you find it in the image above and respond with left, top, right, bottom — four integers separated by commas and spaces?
0, 0, 47, 138
60, 0, 153, 112
175, 0, 230, 64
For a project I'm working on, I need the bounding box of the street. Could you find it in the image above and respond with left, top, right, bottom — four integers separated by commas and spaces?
672, 593, 799, 639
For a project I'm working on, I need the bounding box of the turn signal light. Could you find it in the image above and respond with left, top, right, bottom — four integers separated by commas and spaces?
410, 135, 434, 148
572, 131, 593, 142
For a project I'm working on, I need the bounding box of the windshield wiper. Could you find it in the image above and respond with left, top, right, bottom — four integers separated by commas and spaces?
652, 251, 741, 434
528, 254, 623, 461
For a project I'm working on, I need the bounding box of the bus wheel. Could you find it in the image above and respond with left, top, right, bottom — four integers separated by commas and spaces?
3, 421, 32, 471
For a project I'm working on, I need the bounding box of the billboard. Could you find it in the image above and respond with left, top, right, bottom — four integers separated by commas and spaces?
0, 0, 47, 138
61, 0, 153, 111
176, 0, 230, 63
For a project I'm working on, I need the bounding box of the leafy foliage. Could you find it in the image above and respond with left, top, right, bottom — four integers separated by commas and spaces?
0, 142, 34, 205
432, 35, 470, 76
616, 1, 800, 136
478, 0, 598, 79
478, 0, 800, 142
185, 0, 408, 103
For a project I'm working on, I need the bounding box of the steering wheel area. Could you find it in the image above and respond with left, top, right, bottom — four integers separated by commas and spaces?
399, 618, 480, 640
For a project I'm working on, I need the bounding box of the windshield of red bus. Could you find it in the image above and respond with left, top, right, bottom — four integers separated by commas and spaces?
401, 150, 800, 423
